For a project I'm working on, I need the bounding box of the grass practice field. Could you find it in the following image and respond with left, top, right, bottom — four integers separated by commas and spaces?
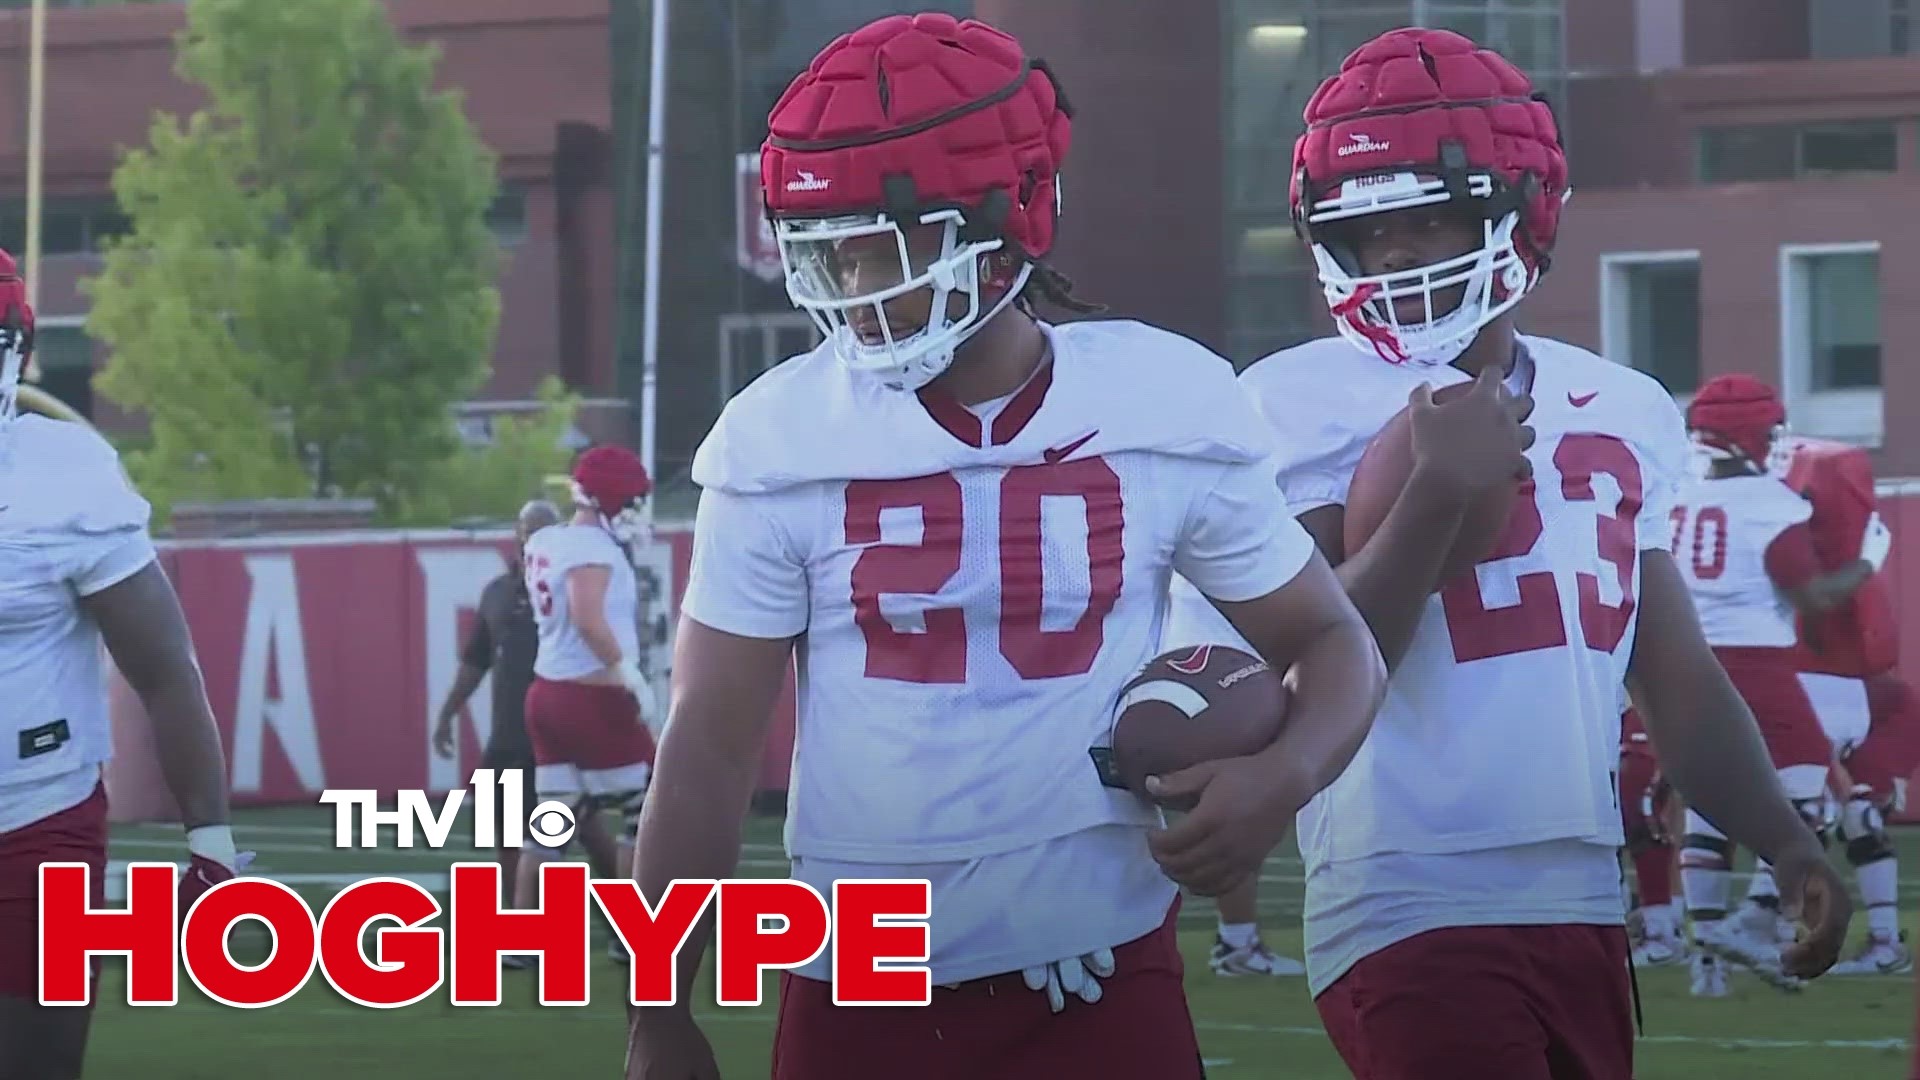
83, 805, 1919, 1079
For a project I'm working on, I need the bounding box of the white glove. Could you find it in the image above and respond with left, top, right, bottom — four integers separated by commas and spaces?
1020, 947, 1115, 1013
1860, 511, 1893, 572
616, 659, 658, 721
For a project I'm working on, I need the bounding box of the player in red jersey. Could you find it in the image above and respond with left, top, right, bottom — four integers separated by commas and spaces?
0, 249, 245, 1079
625, 14, 1387, 1080
1163, 28, 1849, 1079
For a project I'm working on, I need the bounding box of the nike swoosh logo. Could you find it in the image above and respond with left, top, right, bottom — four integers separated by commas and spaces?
1568, 391, 1598, 407
1043, 430, 1099, 464
1165, 645, 1212, 675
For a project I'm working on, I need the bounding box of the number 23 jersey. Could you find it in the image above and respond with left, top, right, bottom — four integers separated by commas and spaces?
682, 320, 1316, 866
1244, 335, 1692, 863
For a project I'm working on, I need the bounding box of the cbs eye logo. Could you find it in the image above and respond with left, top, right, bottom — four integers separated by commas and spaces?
526, 801, 578, 848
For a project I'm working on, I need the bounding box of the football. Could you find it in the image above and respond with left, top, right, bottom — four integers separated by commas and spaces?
1109, 644, 1289, 811
1342, 381, 1520, 589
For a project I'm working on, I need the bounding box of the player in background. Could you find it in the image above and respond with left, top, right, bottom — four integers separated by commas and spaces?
1205, 877, 1305, 977
1666, 375, 1858, 995
0, 249, 246, 1079
1768, 431, 1917, 977
626, 15, 1386, 1080
1618, 706, 1683, 968
1799, 672, 1919, 974
1164, 29, 1848, 1078
432, 498, 622, 909
512, 447, 658, 924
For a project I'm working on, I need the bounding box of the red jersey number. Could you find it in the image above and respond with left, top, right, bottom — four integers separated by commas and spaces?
1440, 434, 1646, 662
527, 553, 556, 618
845, 461, 1126, 684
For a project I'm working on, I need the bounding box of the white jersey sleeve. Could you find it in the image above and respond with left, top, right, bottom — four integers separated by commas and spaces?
1173, 456, 1316, 603
1636, 390, 1693, 552
680, 486, 812, 641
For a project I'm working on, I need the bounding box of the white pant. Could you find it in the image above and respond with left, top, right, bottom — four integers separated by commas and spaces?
1800, 673, 1870, 754
1686, 763, 1829, 839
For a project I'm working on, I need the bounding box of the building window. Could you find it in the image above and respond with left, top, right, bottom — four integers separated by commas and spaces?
485, 187, 526, 244
1781, 244, 1882, 444
29, 320, 94, 419
1698, 120, 1899, 182
1600, 252, 1700, 396
0, 197, 134, 257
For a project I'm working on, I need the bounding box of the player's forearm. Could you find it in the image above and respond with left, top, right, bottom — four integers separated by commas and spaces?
142, 677, 232, 830
1259, 615, 1387, 795
1792, 560, 1873, 615
436, 665, 486, 723
634, 716, 761, 1009
575, 614, 626, 668
1631, 666, 1820, 866
1335, 468, 1470, 670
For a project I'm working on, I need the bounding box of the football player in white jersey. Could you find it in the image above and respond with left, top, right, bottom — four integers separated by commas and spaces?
1667, 375, 1857, 994
0, 250, 244, 1078
1162, 28, 1848, 1079
625, 14, 1386, 1080
513, 445, 658, 916
1679, 376, 1912, 986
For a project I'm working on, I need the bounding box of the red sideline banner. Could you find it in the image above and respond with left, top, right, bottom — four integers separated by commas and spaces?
104, 527, 800, 821
104, 491, 1920, 822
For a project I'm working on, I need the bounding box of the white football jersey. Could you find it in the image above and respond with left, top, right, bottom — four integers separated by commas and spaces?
1165, 334, 1692, 995
0, 416, 157, 823
523, 523, 640, 681
1671, 474, 1812, 648
684, 319, 1316, 981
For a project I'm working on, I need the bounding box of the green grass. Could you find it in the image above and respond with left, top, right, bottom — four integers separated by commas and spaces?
80, 806, 1920, 1079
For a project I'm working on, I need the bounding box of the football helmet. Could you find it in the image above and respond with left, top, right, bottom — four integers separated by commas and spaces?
1687, 374, 1786, 472
1290, 28, 1568, 367
570, 445, 653, 547
760, 13, 1072, 391
0, 248, 37, 427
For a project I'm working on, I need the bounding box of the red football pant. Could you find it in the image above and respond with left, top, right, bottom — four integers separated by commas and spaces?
0, 783, 107, 999
1316, 924, 1633, 1080
770, 901, 1201, 1080
1715, 647, 1831, 769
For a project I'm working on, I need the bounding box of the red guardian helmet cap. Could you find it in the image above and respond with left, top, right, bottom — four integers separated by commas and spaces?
1686, 374, 1788, 471
0, 247, 35, 425
1290, 28, 1569, 367
571, 445, 653, 545
760, 13, 1072, 391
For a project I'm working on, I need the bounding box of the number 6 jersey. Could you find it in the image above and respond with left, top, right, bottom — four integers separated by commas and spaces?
682, 319, 1316, 982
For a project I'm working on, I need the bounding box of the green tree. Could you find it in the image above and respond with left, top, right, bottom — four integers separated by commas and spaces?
84, 0, 502, 523
390, 376, 584, 527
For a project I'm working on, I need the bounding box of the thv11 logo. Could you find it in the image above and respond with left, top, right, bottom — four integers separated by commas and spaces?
317, 769, 576, 851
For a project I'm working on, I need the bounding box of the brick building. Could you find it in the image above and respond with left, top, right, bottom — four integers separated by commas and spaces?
7, 0, 1916, 490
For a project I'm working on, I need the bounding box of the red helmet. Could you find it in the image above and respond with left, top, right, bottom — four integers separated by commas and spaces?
1687, 374, 1786, 469
1289, 28, 1568, 366
0, 247, 36, 424
760, 13, 1072, 390
571, 445, 653, 546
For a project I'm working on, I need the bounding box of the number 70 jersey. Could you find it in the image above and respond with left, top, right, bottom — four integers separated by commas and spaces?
1214, 335, 1693, 865
681, 321, 1315, 867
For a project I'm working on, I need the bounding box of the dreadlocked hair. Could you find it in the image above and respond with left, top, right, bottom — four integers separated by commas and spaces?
1021, 260, 1105, 316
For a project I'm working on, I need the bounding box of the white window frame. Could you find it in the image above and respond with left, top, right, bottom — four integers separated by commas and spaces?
1779, 241, 1883, 446
1598, 249, 1700, 405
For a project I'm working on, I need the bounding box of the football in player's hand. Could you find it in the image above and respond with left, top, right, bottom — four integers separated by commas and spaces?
1343, 381, 1519, 589
1110, 645, 1288, 811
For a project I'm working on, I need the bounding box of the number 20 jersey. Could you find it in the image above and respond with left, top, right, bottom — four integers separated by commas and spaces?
682, 320, 1314, 867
